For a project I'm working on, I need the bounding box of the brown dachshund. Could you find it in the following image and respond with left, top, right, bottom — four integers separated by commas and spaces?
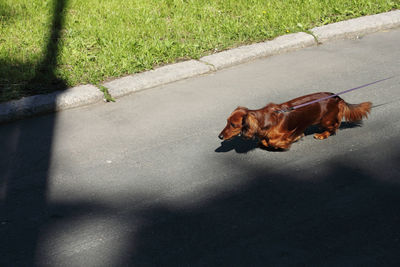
218, 92, 372, 150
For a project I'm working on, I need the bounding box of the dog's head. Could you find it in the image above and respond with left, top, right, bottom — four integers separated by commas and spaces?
218, 107, 260, 140
218, 107, 248, 140
218, 104, 282, 141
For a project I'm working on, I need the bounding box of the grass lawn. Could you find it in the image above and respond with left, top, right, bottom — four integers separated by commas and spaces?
0, 0, 398, 102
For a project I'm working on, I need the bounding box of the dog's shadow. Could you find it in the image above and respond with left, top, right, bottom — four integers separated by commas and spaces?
215, 136, 259, 154
304, 121, 362, 136
215, 136, 285, 153
215, 121, 362, 153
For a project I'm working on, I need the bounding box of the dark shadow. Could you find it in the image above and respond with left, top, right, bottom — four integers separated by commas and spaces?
215, 136, 259, 153
123, 141, 400, 266
0, 0, 68, 266
28, 0, 68, 94
339, 121, 363, 129
258, 145, 288, 152
304, 121, 362, 136
304, 125, 323, 136
0, 0, 67, 102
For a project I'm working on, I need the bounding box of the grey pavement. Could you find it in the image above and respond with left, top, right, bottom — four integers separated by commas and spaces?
1, 28, 400, 266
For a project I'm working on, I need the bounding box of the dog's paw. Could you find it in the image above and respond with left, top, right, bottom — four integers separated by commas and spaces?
259, 139, 269, 147
313, 133, 328, 140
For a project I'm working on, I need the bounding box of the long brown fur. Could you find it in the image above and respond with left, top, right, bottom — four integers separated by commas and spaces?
218, 92, 371, 150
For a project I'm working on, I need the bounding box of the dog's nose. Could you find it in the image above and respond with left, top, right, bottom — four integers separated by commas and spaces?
218, 134, 224, 140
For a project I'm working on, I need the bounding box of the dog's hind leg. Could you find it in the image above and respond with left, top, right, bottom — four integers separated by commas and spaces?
314, 112, 341, 140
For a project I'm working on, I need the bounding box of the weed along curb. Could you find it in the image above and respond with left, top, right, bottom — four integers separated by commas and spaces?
1, 10, 399, 124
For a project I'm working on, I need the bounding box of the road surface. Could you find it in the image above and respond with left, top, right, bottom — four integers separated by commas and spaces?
1, 28, 400, 266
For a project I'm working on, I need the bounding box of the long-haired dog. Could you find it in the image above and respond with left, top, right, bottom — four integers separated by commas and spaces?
218, 92, 371, 150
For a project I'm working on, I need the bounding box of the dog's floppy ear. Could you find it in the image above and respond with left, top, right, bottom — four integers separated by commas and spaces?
232, 107, 248, 126
242, 112, 259, 138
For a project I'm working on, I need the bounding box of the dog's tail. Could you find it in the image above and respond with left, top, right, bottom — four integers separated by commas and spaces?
340, 100, 372, 121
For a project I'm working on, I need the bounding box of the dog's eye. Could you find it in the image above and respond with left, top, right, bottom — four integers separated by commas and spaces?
230, 122, 236, 128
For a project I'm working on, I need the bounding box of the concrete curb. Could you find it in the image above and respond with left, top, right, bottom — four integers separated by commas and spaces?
0, 85, 102, 123
1, 10, 399, 123
200, 32, 316, 70
311, 10, 400, 43
104, 60, 212, 98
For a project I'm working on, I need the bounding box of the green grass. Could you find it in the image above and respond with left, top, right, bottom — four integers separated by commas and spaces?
0, 0, 398, 102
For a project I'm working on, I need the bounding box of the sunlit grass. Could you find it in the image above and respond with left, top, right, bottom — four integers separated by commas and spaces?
0, 0, 398, 102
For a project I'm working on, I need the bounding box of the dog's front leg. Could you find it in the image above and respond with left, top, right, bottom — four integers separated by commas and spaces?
267, 137, 292, 150
260, 139, 269, 148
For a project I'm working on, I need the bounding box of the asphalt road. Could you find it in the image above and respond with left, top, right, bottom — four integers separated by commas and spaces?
1, 28, 400, 266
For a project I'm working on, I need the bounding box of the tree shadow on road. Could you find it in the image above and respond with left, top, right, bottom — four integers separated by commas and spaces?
1, 110, 398, 265
123, 140, 400, 266
0, 0, 68, 265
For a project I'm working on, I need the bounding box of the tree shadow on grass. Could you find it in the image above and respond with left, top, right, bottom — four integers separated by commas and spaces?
0, 0, 68, 103
0, 0, 68, 266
